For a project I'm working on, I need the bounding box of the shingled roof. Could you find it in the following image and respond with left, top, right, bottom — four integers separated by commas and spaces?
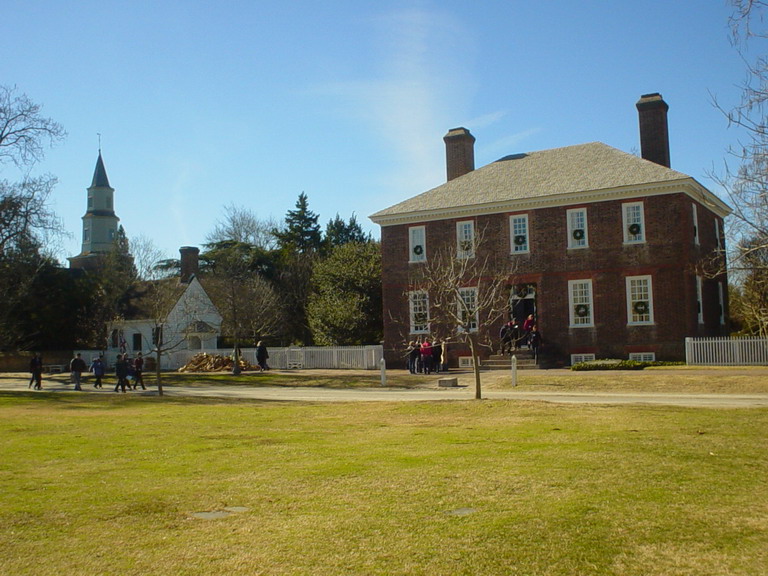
90, 151, 112, 189
370, 142, 729, 224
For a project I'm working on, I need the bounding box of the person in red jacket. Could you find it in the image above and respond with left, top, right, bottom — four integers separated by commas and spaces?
522, 314, 536, 348
420, 340, 433, 374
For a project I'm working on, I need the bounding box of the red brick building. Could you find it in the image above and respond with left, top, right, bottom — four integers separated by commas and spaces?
370, 94, 731, 366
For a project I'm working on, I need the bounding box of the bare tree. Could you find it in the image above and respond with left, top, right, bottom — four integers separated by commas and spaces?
0, 85, 65, 256
0, 86, 66, 348
0, 85, 65, 169
206, 203, 280, 251
409, 226, 515, 399
130, 234, 169, 281
0, 176, 61, 255
710, 1, 768, 334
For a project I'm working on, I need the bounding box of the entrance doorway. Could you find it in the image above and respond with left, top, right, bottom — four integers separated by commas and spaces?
510, 284, 536, 324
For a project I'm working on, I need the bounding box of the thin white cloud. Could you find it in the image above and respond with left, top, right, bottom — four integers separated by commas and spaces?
167, 160, 199, 248
313, 6, 476, 199
464, 110, 509, 130
480, 127, 544, 160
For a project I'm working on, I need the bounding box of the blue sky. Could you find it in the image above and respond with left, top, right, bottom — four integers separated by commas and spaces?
1, 1, 748, 262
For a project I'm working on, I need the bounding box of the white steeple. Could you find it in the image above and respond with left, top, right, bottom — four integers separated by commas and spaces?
68, 150, 121, 270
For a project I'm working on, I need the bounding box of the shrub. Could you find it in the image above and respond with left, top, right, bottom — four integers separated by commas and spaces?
570, 360, 685, 371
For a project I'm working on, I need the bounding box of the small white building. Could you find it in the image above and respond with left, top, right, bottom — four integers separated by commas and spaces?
107, 272, 222, 369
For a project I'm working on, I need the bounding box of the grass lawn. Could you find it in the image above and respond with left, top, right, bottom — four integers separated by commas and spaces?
1, 391, 767, 575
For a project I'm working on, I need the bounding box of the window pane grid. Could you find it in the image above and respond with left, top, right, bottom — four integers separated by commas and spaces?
624, 203, 644, 242
409, 291, 429, 333
409, 226, 426, 262
457, 221, 474, 258
458, 287, 478, 332
627, 277, 652, 324
570, 280, 592, 326
511, 216, 528, 253
568, 209, 587, 248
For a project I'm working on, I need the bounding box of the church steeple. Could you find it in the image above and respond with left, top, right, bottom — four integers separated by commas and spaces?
68, 150, 121, 270
90, 151, 111, 189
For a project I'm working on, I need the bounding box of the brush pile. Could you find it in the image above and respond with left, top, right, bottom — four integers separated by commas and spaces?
177, 353, 255, 372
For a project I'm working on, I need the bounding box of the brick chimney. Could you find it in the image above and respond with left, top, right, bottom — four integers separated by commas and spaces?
636, 93, 671, 168
179, 246, 200, 283
444, 127, 475, 181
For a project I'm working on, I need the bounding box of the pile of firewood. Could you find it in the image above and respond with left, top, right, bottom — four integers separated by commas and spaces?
178, 353, 255, 372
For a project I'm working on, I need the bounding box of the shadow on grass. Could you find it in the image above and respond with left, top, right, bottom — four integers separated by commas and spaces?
0, 390, 302, 407
157, 372, 430, 390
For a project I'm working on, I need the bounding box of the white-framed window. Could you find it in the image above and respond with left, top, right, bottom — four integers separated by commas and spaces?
692, 203, 700, 245
83, 227, 90, 242
457, 287, 479, 332
718, 282, 725, 326
629, 352, 656, 362
409, 290, 429, 334
715, 219, 723, 251
626, 275, 654, 325
409, 226, 426, 263
571, 353, 595, 364
622, 202, 645, 244
87, 195, 94, 209
510, 214, 529, 253
456, 220, 475, 259
567, 208, 588, 249
109, 229, 116, 241
696, 276, 704, 324
568, 279, 594, 327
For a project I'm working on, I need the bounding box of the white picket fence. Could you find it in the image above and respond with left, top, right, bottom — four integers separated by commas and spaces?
172, 345, 384, 370
685, 337, 768, 366
75, 345, 385, 371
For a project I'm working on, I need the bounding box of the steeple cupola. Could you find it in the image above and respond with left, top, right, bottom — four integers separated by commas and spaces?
68, 151, 121, 270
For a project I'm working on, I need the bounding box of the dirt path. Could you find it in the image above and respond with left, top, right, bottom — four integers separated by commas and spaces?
2, 369, 768, 407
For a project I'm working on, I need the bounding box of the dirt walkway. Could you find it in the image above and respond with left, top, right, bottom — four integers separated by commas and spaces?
2, 369, 768, 407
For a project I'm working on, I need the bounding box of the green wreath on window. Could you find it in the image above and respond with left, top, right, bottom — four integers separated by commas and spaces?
633, 301, 649, 315
575, 304, 590, 318
413, 245, 423, 256
514, 235, 527, 246
628, 223, 642, 236
572, 229, 585, 241
459, 240, 473, 252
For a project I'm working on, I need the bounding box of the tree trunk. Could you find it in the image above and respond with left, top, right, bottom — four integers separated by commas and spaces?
232, 339, 241, 375
155, 347, 164, 396
468, 336, 482, 399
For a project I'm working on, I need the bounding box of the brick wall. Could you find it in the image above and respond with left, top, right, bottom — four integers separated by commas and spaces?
380, 192, 728, 366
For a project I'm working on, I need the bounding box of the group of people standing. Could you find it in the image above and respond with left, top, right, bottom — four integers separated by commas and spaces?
405, 339, 447, 374
499, 314, 542, 358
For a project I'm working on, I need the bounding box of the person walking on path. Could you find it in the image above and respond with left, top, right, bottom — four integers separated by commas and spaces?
29, 353, 43, 390
70, 353, 87, 391
132, 352, 146, 390
114, 354, 129, 393
256, 341, 270, 372
89, 354, 105, 388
